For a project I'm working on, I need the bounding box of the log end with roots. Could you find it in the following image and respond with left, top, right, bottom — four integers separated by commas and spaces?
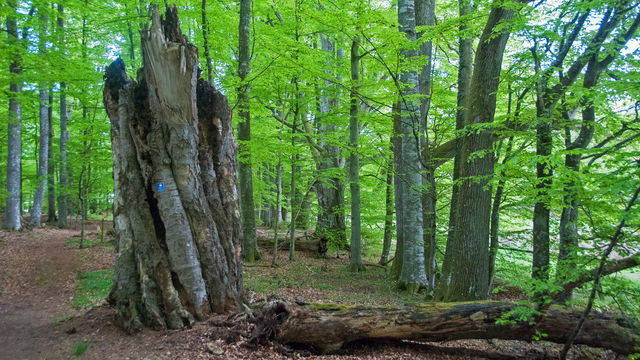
103, 6, 242, 332
251, 300, 640, 355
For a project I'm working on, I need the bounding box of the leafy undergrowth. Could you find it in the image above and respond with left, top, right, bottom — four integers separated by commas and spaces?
72, 269, 113, 309
245, 250, 427, 307
65, 236, 114, 250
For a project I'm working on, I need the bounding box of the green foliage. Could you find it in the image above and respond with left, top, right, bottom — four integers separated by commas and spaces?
1, 0, 639, 311
72, 269, 112, 309
72, 340, 90, 357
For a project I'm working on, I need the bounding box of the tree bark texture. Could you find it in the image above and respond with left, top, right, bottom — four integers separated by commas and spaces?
47, 93, 56, 223
103, 7, 242, 332
56, 4, 69, 229
379, 162, 394, 266
253, 301, 639, 355
445, 0, 474, 255
396, 0, 427, 292
238, 0, 258, 262
4, 0, 22, 231
348, 36, 364, 271
437, 1, 520, 301
30, 8, 50, 228
415, 0, 437, 295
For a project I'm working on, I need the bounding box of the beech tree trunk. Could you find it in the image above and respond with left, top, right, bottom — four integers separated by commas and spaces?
4, 0, 22, 231
103, 6, 242, 332
30, 7, 50, 228
396, 0, 427, 292
237, 0, 258, 262
253, 301, 639, 355
57, 4, 69, 229
437, 1, 522, 301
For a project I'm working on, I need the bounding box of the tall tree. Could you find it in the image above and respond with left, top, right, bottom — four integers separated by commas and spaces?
30, 4, 51, 227
556, 8, 640, 299
103, 7, 242, 331
47, 93, 56, 223
445, 0, 474, 284
238, 0, 258, 262
57, 4, 69, 229
315, 34, 347, 253
348, 35, 364, 272
396, 0, 428, 292
437, 0, 525, 301
415, 0, 437, 296
4, 0, 23, 231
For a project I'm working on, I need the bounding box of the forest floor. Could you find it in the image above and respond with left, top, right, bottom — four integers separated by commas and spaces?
0, 226, 626, 360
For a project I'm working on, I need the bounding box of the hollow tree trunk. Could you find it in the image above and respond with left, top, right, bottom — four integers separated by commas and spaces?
103, 6, 242, 332
253, 301, 639, 355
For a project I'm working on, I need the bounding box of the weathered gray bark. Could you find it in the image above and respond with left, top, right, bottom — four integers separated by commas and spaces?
397, 0, 427, 292
437, 1, 522, 301
30, 7, 50, 228
415, 0, 437, 295
103, 7, 242, 332
253, 301, 639, 355
315, 35, 347, 253
4, 0, 22, 231
379, 159, 394, 266
57, 4, 69, 229
238, 0, 258, 262
47, 93, 56, 223
348, 36, 364, 272
390, 102, 403, 279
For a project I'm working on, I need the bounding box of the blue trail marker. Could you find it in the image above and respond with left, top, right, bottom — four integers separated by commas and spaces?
157, 182, 165, 192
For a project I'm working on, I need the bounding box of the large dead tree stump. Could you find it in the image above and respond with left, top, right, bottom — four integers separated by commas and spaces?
103, 6, 242, 332
252, 301, 639, 355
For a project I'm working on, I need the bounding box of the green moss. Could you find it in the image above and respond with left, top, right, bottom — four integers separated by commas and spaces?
73, 340, 90, 357
308, 303, 354, 311
72, 269, 113, 309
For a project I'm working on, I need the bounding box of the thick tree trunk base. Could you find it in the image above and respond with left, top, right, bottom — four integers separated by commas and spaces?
251, 301, 638, 355
103, 6, 242, 332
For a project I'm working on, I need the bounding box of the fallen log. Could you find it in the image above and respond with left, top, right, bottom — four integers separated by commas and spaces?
251, 301, 639, 355
256, 228, 321, 253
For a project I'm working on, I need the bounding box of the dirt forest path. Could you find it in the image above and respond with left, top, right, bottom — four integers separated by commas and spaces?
0, 226, 117, 360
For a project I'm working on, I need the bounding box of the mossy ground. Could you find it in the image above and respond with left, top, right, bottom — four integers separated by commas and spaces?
72, 269, 113, 309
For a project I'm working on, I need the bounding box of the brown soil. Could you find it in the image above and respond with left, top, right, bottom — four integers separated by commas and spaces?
0, 227, 625, 360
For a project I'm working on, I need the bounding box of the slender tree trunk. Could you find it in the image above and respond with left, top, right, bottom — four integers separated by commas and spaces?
397, 0, 427, 293
557, 54, 611, 301
437, 1, 522, 301
4, 0, 22, 231
47, 92, 56, 223
201, 0, 213, 83
348, 36, 364, 272
415, 0, 437, 296
103, 7, 242, 331
238, 0, 258, 262
488, 137, 513, 288
30, 8, 50, 228
379, 160, 393, 266
57, 4, 69, 229
390, 101, 404, 279
272, 160, 282, 266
